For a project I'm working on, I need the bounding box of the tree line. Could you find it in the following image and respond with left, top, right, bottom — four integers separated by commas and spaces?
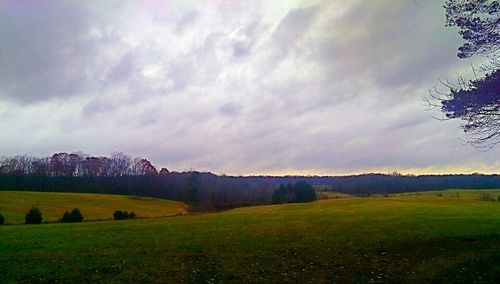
0, 152, 160, 177
1, 153, 500, 210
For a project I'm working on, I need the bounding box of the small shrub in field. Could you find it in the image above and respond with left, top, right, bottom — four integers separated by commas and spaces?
0, 213, 4, 225
70, 208, 84, 222
128, 211, 136, 219
479, 192, 495, 202
436, 193, 443, 197
62, 208, 84, 223
61, 211, 71, 222
61, 208, 84, 223
25, 207, 43, 224
113, 210, 124, 220
113, 210, 136, 220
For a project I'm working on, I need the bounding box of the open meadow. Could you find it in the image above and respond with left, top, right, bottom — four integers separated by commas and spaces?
0, 189, 499, 283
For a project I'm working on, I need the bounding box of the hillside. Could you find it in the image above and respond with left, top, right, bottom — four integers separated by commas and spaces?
0, 191, 188, 224
0, 189, 499, 283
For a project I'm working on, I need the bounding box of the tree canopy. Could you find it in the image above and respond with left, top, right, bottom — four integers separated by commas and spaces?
444, 0, 500, 59
441, 69, 500, 147
431, 0, 499, 147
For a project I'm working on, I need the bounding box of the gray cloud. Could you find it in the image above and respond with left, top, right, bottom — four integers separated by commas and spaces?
0, 1, 95, 103
0, 0, 499, 175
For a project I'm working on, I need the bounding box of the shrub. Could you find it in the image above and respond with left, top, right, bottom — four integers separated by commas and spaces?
61, 211, 71, 223
25, 207, 43, 224
480, 192, 495, 202
62, 208, 84, 223
113, 210, 136, 220
128, 211, 136, 219
113, 210, 124, 220
0, 213, 4, 225
69, 208, 84, 222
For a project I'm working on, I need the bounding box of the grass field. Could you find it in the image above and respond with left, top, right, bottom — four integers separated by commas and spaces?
0, 189, 499, 283
316, 191, 355, 199
0, 191, 188, 224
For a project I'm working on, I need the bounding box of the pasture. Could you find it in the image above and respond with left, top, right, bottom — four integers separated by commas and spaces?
0, 189, 499, 283
0, 191, 187, 224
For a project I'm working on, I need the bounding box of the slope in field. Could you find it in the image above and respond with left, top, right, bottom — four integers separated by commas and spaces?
0, 191, 187, 224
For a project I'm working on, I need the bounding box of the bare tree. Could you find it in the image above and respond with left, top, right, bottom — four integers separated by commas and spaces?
132, 158, 158, 176
110, 152, 133, 176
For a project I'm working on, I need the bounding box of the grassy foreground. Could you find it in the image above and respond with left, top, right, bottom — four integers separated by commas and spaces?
0, 190, 499, 283
0, 191, 187, 224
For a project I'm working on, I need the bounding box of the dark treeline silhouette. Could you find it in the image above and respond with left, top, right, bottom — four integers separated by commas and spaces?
1, 153, 500, 210
272, 181, 317, 204
0, 153, 274, 210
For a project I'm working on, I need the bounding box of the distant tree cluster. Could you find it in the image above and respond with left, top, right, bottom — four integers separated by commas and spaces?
272, 181, 317, 204
0, 152, 161, 177
0, 153, 275, 210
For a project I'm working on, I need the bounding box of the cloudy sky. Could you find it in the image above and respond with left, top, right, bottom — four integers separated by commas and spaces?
0, 0, 499, 175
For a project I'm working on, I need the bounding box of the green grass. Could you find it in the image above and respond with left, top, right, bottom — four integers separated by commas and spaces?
0, 189, 499, 283
0, 191, 187, 224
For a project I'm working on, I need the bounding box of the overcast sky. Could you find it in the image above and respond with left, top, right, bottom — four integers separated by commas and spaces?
0, 0, 498, 175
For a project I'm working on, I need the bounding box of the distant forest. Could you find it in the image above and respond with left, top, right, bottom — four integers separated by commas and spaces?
1, 153, 499, 210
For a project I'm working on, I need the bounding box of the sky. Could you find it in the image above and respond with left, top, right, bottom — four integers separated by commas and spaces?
0, 0, 499, 176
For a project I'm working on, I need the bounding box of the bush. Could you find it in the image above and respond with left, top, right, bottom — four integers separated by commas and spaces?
113, 210, 124, 220
62, 208, 84, 223
61, 211, 71, 222
480, 192, 495, 202
25, 207, 43, 224
128, 211, 136, 219
0, 213, 4, 225
113, 210, 136, 220
70, 208, 84, 222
